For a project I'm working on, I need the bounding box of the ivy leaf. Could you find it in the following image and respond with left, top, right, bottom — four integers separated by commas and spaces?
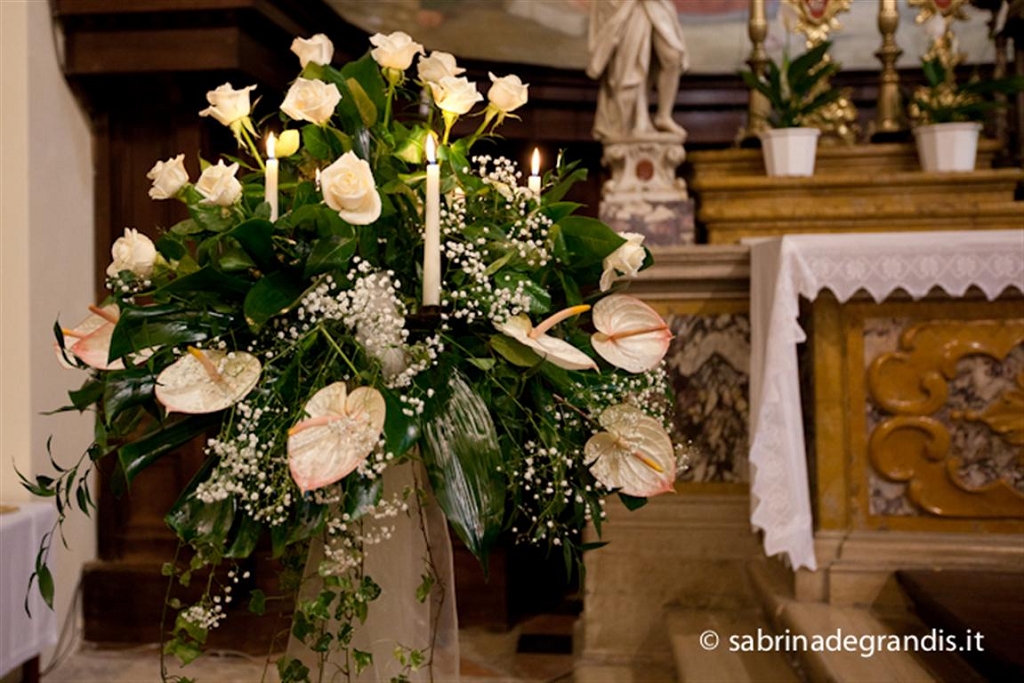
249, 589, 267, 616
415, 573, 435, 603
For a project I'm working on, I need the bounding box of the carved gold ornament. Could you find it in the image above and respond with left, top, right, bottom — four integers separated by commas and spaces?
908, 0, 971, 25
867, 320, 1024, 518
784, 0, 852, 45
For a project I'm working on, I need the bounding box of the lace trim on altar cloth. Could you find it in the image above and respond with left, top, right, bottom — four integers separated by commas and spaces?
746, 230, 1024, 572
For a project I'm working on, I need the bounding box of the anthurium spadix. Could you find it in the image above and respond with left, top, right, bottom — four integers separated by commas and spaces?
590, 294, 672, 373
585, 404, 676, 497
57, 304, 124, 370
155, 347, 261, 414
288, 383, 386, 493
496, 305, 597, 371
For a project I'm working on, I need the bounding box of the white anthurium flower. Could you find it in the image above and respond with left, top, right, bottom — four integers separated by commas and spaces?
599, 231, 646, 291
429, 75, 483, 115
585, 403, 676, 497
195, 160, 243, 206
591, 294, 672, 373
320, 151, 382, 225
496, 305, 596, 371
287, 383, 387, 493
486, 72, 529, 116
146, 154, 189, 200
281, 78, 342, 125
107, 228, 158, 278
199, 83, 256, 130
291, 33, 334, 68
417, 51, 464, 85
57, 304, 123, 371
155, 348, 261, 414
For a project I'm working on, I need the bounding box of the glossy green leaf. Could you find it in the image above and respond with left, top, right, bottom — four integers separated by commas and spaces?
420, 373, 505, 569
243, 271, 305, 330
119, 414, 219, 487
229, 219, 276, 272
303, 234, 357, 279
108, 304, 236, 360
151, 265, 251, 299
381, 389, 420, 457
102, 369, 156, 425
558, 215, 626, 268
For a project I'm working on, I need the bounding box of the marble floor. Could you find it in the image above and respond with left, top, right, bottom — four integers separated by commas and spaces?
36, 622, 575, 683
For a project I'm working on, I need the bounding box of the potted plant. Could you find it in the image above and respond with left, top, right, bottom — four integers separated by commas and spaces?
909, 27, 1024, 172
740, 39, 843, 177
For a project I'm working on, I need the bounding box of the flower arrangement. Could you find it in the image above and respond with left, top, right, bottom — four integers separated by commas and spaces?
23, 30, 682, 682
740, 39, 843, 129
908, 20, 1024, 126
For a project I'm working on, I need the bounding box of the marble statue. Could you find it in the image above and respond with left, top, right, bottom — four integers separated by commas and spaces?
586, 0, 689, 141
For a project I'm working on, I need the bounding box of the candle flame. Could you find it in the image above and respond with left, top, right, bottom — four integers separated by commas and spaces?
425, 133, 437, 164
531, 148, 540, 176
267, 133, 277, 160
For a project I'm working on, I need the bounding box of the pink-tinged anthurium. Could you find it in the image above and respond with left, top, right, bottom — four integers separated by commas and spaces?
155, 347, 261, 414
57, 304, 123, 370
287, 383, 386, 493
496, 305, 597, 371
585, 404, 676, 497
590, 294, 672, 373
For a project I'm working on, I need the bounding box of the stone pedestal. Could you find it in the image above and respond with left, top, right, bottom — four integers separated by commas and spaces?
597, 132, 694, 246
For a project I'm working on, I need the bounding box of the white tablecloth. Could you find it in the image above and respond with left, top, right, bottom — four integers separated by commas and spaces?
0, 501, 58, 676
746, 230, 1024, 571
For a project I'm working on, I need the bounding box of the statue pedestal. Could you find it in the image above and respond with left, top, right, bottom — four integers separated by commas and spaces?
597, 132, 694, 246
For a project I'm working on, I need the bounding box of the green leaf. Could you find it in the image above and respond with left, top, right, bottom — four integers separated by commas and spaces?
544, 166, 587, 204
118, 414, 219, 487
225, 512, 262, 558
541, 201, 583, 223
618, 492, 648, 511
420, 372, 505, 568
494, 272, 551, 315
36, 561, 54, 610
490, 334, 541, 368
243, 271, 305, 330
381, 389, 420, 458
68, 379, 104, 411
415, 573, 435, 603
151, 265, 251, 299
558, 215, 626, 268
345, 77, 377, 128
302, 124, 337, 160
101, 370, 156, 425
303, 234, 357, 279
229, 219, 276, 272
108, 304, 236, 360
249, 589, 266, 616
352, 649, 374, 675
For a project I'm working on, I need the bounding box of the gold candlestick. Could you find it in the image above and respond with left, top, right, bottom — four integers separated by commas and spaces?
740, 0, 771, 144
871, 0, 906, 139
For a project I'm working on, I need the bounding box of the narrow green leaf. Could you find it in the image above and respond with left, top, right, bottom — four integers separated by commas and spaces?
420, 373, 505, 569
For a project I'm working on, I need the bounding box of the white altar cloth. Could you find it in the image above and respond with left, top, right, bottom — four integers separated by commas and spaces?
0, 501, 58, 676
746, 230, 1024, 571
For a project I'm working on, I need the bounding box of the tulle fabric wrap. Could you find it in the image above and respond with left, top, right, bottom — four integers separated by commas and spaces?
287, 459, 460, 682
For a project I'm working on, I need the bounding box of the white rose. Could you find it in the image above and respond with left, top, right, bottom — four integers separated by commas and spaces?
369, 31, 424, 71
487, 72, 529, 114
147, 154, 189, 200
320, 151, 382, 226
195, 160, 243, 206
199, 83, 256, 127
291, 34, 334, 68
107, 228, 157, 278
600, 232, 647, 291
429, 76, 483, 115
281, 78, 342, 125
417, 51, 464, 85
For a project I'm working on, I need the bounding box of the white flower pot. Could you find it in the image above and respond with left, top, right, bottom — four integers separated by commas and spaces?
914, 122, 981, 172
761, 127, 821, 177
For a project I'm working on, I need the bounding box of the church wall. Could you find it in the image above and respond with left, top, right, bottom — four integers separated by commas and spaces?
0, 0, 98, 656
